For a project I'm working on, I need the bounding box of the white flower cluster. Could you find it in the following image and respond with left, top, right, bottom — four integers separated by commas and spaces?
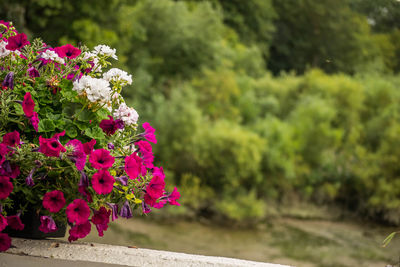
73, 76, 112, 103
103, 68, 132, 85
113, 103, 139, 126
41, 50, 65, 64
0, 41, 10, 58
93, 45, 118, 60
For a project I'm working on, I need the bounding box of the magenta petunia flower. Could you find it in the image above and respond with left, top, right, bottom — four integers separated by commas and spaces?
146, 174, 165, 199
5, 33, 30, 51
92, 170, 115, 195
144, 193, 157, 207
91, 206, 111, 237
66, 199, 90, 224
66, 139, 86, 171
22, 92, 35, 117
99, 116, 124, 136
38, 215, 57, 233
83, 139, 96, 155
0, 144, 8, 165
27, 67, 40, 78
29, 112, 39, 132
0, 233, 11, 252
142, 202, 152, 214
168, 187, 181, 206
0, 176, 13, 200
55, 44, 81, 59
68, 220, 91, 242
38, 131, 66, 157
42, 190, 66, 213
0, 214, 7, 231
124, 152, 142, 179
78, 186, 93, 203
142, 122, 157, 144
136, 140, 154, 168
89, 149, 115, 170
2, 131, 20, 148
6, 214, 24, 230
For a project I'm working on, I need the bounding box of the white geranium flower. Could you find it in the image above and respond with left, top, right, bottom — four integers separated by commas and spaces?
103, 68, 132, 85
0, 41, 10, 58
93, 45, 118, 60
81, 51, 102, 73
41, 49, 65, 64
113, 103, 139, 126
73, 76, 112, 103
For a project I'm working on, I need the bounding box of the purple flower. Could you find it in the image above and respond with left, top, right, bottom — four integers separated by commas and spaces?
2, 72, 14, 90
107, 203, 118, 221
119, 200, 132, 219
142, 202, 151, 214
115, 176, 128, 186
39, 216, 57, 233
27, 67, 40, 78
25, 168, 35, 187
65, 139, 86, 171
107, 143, 115, 150
78, 171, 89, 187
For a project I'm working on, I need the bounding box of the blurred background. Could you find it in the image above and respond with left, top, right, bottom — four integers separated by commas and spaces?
2, 0, 400, 266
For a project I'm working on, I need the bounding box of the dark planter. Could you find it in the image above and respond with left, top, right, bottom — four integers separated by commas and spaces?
5, 209, 66, 239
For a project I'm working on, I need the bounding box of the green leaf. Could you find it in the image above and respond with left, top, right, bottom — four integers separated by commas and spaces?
382, 232, 398, 248
65, 124, 78, 138
78, 109, 96, 122
85, 126, 105, 140
38, 119, 56, 132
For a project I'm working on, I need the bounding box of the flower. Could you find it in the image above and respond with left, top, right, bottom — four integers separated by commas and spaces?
6, 214, 24, 230
113, 103, 139, 126
0, 144, 8, 165
89, 149, 115, 170
0, 161, 20, 178
83, 139, 96, 155
66, 199, 90, 224
142, 122, 157, 144
27, 67, 40, 78
0, 176, 13, 199
68, 221, 91, 242
0, 41, 10, 58
119, 200, 132, 219
42, 190, 66, 213
72, 76, 111, 103
22, 92, 35, 117
25, 168, 35, 187
40, 49, 65, 64
125, 153, 142, 179
168, 187, 181, 206
103, 68, 132, 85
2, 72, 14, 90
39, 215, 57, 233
99, 116, 124, 135
55, 44, 81, 59
92, 170, 115, 195
6, 33, 30, 51
146, 174, 165, 199
0, 214, 8, 231
115, 176, 128, 186
29, 112, 39, 132
0, 233, 11, 252
136, 140, 154, 168
91, 207, 111, 237
66, 139, 86, 171
93, 45, 118, 60
107, 203, 119, 221
2, 131, 20, 148
38, 131, 66, 157
142, 202, 152, 214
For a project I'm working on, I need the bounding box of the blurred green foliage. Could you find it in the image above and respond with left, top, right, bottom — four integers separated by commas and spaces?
3, 0, 400, 224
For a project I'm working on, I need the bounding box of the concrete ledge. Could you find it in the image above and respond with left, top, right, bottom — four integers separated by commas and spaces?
1, 238, 291, 267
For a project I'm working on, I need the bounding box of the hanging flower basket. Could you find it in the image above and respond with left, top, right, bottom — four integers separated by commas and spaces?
0, 21, 180, 251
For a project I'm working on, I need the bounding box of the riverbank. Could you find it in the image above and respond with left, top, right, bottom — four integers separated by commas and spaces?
58, 216, 400, 267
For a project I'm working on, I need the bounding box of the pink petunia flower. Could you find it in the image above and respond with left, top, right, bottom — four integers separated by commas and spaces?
0, 144, 8, 165
0, 214, 8, 231
66, 199, 90, 225
92, 170, 115, 195
83, 139, 96, 155
99, 116, 124, 136
66, 139, 86, 171
22, 92, 35, 117
89, 149, 115, 170
27, 67, 40, 78
42, 190, 66, 213
124, 153, 142, 179
168, 187, 181, 206
68, 220, 91, 242
38, 131, 66, 157
0, 162, 20, 178
55, 44, 81, 59
91, 207, 111, 237
5, 33, 30, 51
39, 215, 57, 233
2, 131, 20, 148
142, 122, 157, 143
6, 214, 24, 230
146, 174, 165, 199
0, 233, 11, 252
136, 140, 154, 169
29, 112, 39, 132
0, 176, 13, 200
